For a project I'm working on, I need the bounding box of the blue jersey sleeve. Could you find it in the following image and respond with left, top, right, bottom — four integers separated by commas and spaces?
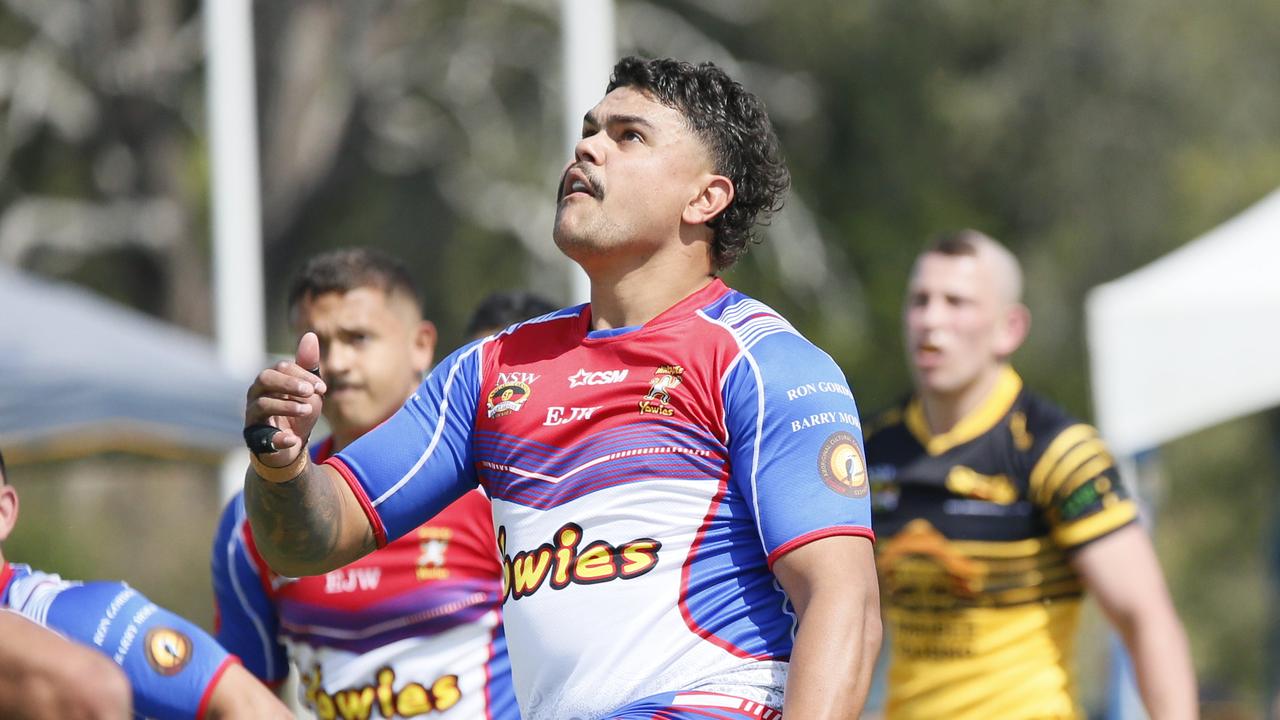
722, 330, 874, 567
20, 576, 233, 719
210, 493, 288, 684
332, 340, 484, 546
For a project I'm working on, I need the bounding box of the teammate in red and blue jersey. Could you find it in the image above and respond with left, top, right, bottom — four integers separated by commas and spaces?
240, 57, 881, 719
0, 448, 290, 720
212, 250, 531, 719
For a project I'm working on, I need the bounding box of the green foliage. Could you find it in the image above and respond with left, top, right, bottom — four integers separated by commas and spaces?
1156, 417, 1276, 705
4, 458, 223, 634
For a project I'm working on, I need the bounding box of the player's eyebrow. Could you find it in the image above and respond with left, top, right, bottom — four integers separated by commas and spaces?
582, 112, 657, 133
336, 321, 375, 337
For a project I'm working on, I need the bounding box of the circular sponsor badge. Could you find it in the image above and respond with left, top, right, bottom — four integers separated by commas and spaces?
144, 627, 193, 676
818, 430, 868, 498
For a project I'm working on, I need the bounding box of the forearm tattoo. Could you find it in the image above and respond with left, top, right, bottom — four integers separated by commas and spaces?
244, 465, 356, 572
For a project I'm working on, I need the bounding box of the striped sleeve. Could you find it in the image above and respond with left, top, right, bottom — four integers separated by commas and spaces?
332, 340, 484, 546
1028, 423, 1137, 549
8, 570, 235, 720
714, 309, 874, 568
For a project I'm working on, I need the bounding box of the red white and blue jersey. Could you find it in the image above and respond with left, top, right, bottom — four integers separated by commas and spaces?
330, 280, 875, 719
212, 439, 516, 720
1, 561, 235, 720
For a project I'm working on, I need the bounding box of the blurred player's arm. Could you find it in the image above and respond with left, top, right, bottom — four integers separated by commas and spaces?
1036, 424, 1198, 719
202, 663, 293, 720
774, 535, 881, 720
30, 580, 292, 720
243, 332, 375, 577
1071, 524, 1198, 720
0, 609, 131, 720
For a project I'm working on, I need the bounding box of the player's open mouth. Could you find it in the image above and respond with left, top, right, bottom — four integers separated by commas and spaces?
913, 344, 942, 367
560, 167, 599, 202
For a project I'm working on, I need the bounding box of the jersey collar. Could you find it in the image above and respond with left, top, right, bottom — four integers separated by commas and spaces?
906, 365, 1023, 456
312, 436, 335, 463
0, 561, 13, 604
579, 278, 730, 344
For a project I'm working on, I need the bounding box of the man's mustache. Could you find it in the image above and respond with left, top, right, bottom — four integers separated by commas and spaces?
556, 164, 604, 203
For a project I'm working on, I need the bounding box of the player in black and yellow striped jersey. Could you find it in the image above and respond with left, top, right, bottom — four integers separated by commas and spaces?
868, 230, 1196, 720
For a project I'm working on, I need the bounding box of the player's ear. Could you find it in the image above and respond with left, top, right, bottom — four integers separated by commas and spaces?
683, 174, 734, 227
995, 303, 1031, 358
411, 320, 438, 375
0, 485, 19, 543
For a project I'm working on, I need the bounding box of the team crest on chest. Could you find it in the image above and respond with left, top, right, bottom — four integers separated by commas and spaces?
416, 526, 452, 581
487, 380, 531, 418
639, 365, 684, 416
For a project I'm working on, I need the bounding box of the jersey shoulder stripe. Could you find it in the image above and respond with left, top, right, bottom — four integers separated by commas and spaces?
4, 565, 78, 627
698, 294, 801, 350
1019, 391, 1110, 504
367, 339, 487, 509
487, 304, 584, 339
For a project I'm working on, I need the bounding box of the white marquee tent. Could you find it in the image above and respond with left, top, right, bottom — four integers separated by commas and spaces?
1087, 186, 1280, 718
1087, 186, 1280, 456
0, 264, 247, 463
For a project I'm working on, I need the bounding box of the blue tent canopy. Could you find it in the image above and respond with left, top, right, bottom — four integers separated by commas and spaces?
0, 265, 248, 463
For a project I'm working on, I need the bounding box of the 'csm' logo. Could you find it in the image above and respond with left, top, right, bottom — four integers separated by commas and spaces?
569, 369, 628, 388
544, 406, 601, 426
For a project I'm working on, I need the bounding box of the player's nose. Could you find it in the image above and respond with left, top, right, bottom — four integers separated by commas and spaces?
323, 343, 354, 374
574, 130, 606, 167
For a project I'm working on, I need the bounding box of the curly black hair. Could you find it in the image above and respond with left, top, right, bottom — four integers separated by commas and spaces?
607, 56, 790, 271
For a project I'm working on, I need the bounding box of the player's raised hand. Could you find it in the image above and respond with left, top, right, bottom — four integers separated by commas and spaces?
244, 332, 327, 469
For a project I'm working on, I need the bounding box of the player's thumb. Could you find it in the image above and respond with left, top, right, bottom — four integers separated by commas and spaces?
296, 331, 321, 372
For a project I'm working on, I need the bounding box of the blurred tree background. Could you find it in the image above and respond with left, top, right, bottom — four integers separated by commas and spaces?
1, 0, 1277, 714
